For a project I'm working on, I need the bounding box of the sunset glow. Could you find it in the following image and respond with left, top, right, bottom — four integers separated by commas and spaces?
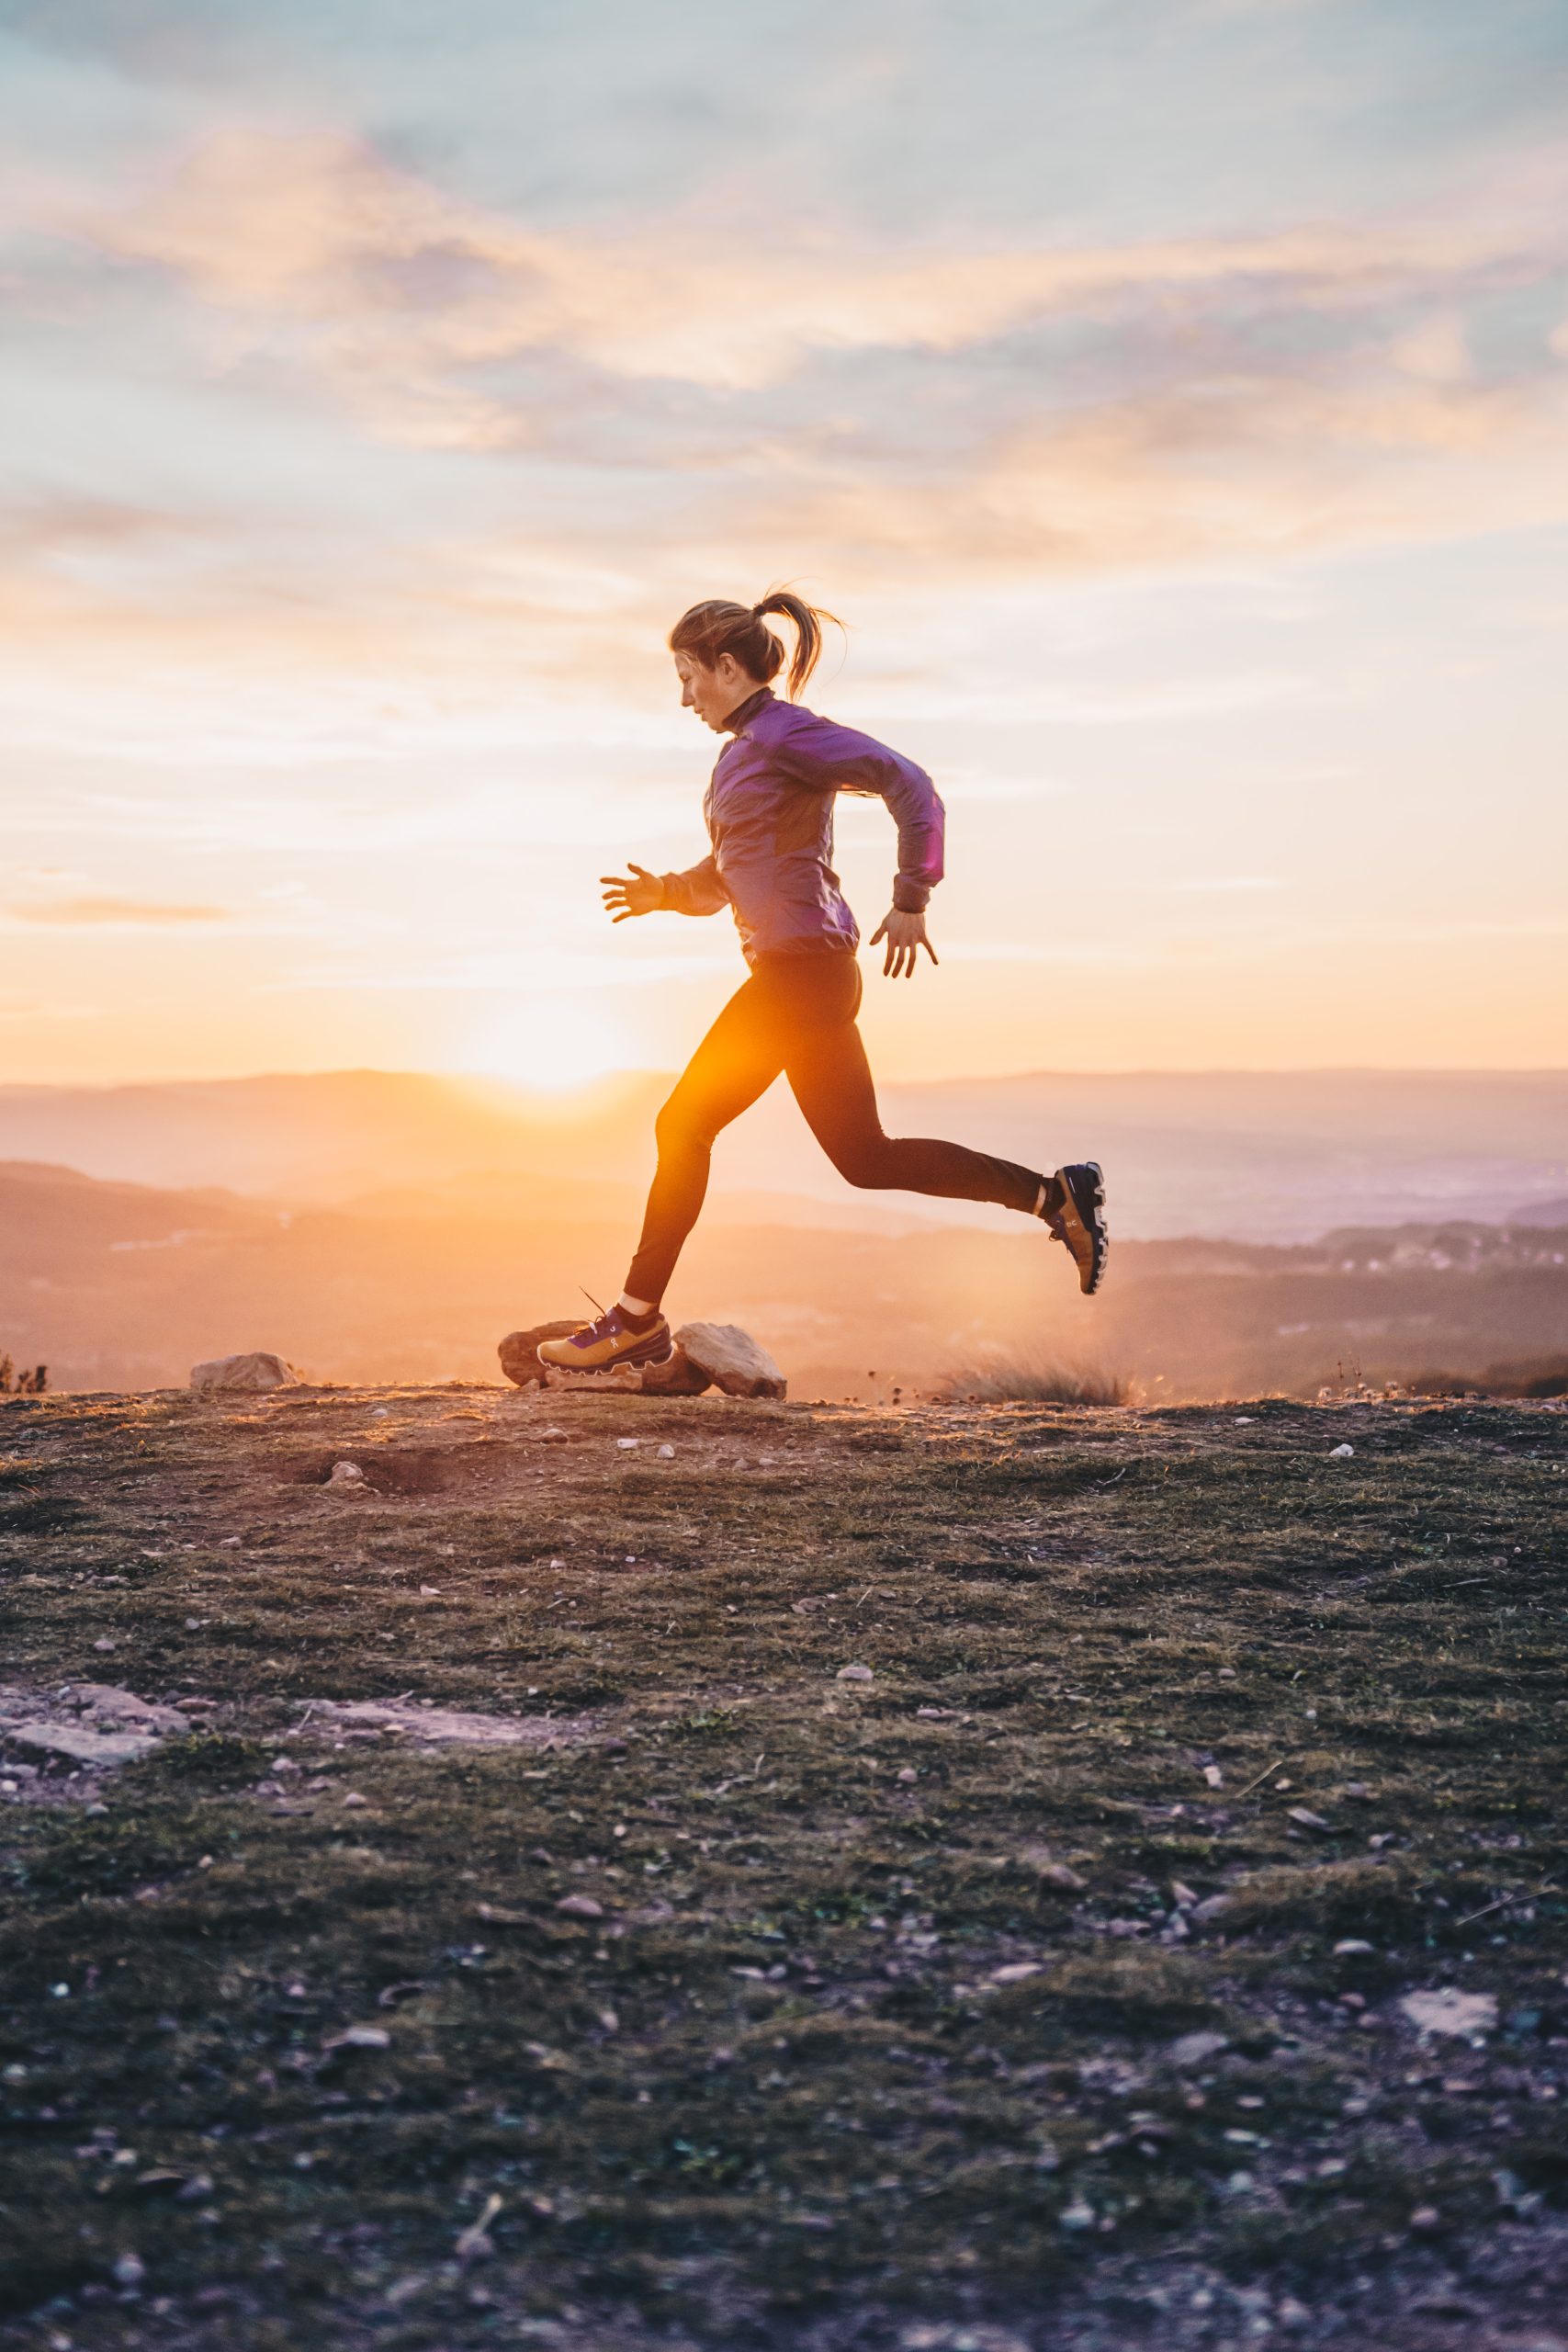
1, 3, 1565, 1089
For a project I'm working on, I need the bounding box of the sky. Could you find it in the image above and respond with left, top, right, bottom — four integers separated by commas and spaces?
1, 0, 1566, 1090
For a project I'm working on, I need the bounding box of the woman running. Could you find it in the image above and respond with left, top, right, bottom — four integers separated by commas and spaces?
538, 592, 1106, 1376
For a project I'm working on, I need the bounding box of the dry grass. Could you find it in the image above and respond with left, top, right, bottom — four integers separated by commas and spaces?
936, 1358, 1132, 1407
0, 1384, 1564, 2349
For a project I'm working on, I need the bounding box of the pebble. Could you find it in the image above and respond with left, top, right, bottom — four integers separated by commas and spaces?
556, 1894, 604, 1919
658, 1443, 676, 1460
329, 1461, 365, 1485
837, 1664, 874, 1683
1328, 1442, 1355, 1460
1334, 1939, 1374, 1956
342, 1792, 368, 1808
616, 1438, 638, 1452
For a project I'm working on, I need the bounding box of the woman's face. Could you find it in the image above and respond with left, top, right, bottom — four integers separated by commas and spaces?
675, 649, 760, 732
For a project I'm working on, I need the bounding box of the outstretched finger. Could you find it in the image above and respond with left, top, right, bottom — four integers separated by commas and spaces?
920, 936, 939, 966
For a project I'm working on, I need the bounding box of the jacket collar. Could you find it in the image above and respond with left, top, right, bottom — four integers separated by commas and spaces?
721, 684, 773, 735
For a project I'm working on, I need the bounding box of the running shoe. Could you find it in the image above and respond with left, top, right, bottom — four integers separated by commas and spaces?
536, 1306, 675, 1374
1043, 1162, 1109, 1295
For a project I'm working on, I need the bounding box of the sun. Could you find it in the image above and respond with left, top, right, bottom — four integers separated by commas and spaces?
456, 995, 639, 1092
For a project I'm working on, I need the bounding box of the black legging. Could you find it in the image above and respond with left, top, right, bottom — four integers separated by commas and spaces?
626, 950, 1044, 1306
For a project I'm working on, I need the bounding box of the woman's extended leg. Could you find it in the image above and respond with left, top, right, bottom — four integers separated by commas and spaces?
623, 977, 788, 1306
784, 966, 1046, 1215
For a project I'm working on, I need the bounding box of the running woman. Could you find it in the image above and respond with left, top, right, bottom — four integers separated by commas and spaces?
538, 592, 1106, 1376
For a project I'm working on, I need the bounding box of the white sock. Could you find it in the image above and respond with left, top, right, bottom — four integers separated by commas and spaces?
618, 1292, 656, 1317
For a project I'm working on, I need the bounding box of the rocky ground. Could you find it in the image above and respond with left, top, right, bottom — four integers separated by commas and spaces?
0, 1384, 1564, 2352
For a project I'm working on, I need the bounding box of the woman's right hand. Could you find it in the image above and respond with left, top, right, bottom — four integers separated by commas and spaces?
600, 863, 664, 922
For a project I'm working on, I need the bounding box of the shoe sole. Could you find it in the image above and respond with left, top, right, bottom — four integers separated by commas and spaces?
1053, 1162, 1108, 1295
538, 1329, 675, 1374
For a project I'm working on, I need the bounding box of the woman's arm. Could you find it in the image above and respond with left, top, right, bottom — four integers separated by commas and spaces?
602, 856, 729, 921
776, 711, 944, 974
775, 711, 945, 915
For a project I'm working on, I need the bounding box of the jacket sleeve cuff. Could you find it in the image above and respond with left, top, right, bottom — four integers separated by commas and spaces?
892, 876, 931, 914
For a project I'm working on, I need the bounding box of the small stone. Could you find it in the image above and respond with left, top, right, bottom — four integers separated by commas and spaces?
990, 1962, 1043, 1984
93, 1638, 117, 1654
897, 1766, 917, 1783
556, 1894, 604, 1919
329, 1461, 365, 1485
1400, 1988, 1498, 2039
1168, 2030, 1230, 2068
371, 1407, 389, 1419
112, 2252, 145, 2288
1335, 1939, 1374, 1956
837, 1664, 874, 1683
1410, 2204, 1440, 2231
616, 1438, 639, 1451
1287, 1806, 1331, 1831
190, 1351, 299, 1394
324, 2025, 390, 2051
1344, 1781, 1372, 1801
1202, 1765, 1224, 1788
1059, 2197, 1095, 2231
1218, 1666, 1237, 1679
1328, 1442, 1355, 1459
1235, 1416, 1256, 1425
657, 1443, 676, 1460
342, 1791, 368, 1808
538, 1429, 569, 1444
1039, 1862, 1087, 1892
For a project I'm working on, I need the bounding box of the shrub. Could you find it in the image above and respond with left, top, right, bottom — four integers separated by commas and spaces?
936, 1357, 1130, 1408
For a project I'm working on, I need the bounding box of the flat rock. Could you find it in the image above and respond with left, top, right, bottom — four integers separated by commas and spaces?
675, 1321, 785, 1399
300, 1698, 596, 1748
497, 1321, 586, 1389
6, 1719, 162, 1766
191, 1351, 299, 1394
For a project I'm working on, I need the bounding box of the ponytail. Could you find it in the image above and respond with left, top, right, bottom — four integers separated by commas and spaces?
668, 586, 841, 700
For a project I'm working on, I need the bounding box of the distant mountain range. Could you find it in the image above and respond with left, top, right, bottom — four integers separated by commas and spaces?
0, 1066, 1564, 1242
4, 1155, 1564, 1403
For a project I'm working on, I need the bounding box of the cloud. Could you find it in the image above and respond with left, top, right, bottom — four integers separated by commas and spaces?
7, 896, 228, 925
77, 128, 1566, 415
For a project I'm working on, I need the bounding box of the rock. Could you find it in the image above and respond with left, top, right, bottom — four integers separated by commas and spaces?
1168, 2030, 1230, 2068
1400, 1988, 1498, 2040
836, 1663, 874, 1683
1335, 1939, 1374, 1956
1328, 1442, 1355, 1459
1039, 1862, 1087, 1893
67, 1686, 188, 1734
556, 1894, 604, 1919
657, 1443, 676, 1459
6, 1720, 158, 1767
328, 1461, 365, 1486
674, 1322, 785, 1399
639, 1343, 712, 1396
497, 1322, 585, 1389
323, 2025, 390, 2052
1287, 1806, 1331, 1832
301, 1697, 595, 1748
190, 1351, 299, 1394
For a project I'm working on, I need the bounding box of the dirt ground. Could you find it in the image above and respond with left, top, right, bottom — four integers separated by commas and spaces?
1, 1383, 1564, 2351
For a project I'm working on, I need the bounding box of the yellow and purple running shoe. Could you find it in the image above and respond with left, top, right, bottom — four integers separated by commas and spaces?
536, 1305, 675, 1375
1043, 1162, 1108, 1295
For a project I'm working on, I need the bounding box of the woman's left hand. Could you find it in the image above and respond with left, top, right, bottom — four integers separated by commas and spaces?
869, 909, 939, 978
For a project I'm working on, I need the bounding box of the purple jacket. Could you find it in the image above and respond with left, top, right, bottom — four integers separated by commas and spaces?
658, 687, 945, 962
